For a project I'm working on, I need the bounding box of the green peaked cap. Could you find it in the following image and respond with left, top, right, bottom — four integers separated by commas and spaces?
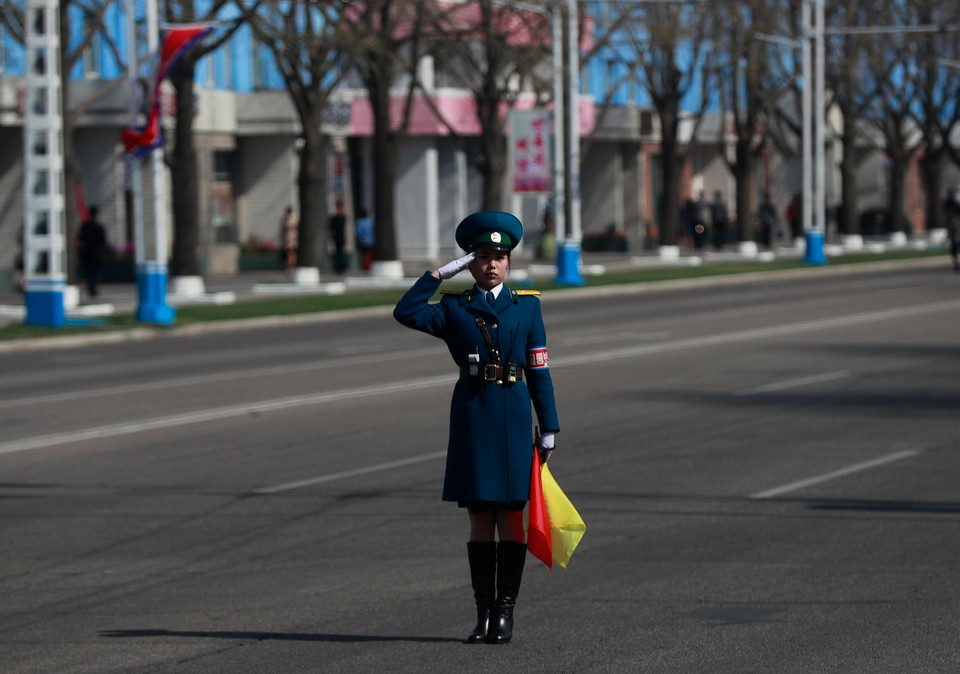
455, 211, 523, 252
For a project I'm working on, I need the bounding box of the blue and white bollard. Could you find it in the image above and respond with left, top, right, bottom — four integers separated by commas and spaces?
24, 276, 66, 328
803, 230, 828, 266
555, 239, 586, 286
135, 261, 175, 324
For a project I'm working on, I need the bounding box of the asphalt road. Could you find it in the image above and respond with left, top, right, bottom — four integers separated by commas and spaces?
1, 263, 959, 673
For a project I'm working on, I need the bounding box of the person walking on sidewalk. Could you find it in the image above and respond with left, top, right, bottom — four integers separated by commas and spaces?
393, 211, 560, 645
355, 208, 374, 271
944, 187, 960, 273
77, 205, 109, 298
280, 206, 299, 275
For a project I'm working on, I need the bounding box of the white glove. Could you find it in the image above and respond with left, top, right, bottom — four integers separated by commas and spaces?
436, 252, 476, 280
537, 432, 556, 463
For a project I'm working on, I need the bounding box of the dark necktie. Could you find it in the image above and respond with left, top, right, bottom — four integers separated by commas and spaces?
486, 291, 495, 307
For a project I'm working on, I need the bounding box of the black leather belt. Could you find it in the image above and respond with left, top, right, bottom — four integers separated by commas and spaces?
460, 364, 524, 384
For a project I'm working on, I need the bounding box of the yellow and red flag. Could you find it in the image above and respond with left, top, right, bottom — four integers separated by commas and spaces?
527, 448, 553, 569
541, 461, 586, 569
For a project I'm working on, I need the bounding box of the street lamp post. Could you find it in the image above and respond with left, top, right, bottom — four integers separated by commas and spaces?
554, 0, 586, 285
803, 0, 828, 265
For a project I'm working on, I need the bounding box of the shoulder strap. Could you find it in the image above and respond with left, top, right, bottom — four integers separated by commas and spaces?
475, 317, 500, 365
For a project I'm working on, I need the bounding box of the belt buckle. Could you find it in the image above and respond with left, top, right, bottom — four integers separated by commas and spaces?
483, 364, 498, 381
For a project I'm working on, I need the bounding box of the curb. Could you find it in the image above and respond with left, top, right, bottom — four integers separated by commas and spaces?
0, 255, 949, 354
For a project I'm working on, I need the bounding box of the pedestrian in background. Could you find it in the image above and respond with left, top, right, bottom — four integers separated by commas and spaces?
77, 205, 109, 298
328, 200, 348, 274
711, 190, 728, 250
685, 192, 707, 250
786, 192, 803, 242
758, 191, 778, 249
355, 208, 374, 271
280, 206, 299, 275
393, 211, 560, 645
944, 187, 960, 273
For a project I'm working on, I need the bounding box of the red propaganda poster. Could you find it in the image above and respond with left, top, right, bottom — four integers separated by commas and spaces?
510, 109, 551, 194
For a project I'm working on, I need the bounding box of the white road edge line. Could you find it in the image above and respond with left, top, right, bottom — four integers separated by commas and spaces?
734, 370, 851, 397
750, 450, 920, 499
254, 451, 448, 495
0, 375, 454, 457
3, 300, 958, 460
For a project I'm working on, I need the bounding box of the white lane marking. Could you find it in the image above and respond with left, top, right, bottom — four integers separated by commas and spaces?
557, 300, 960, 368
0, 347, 432, 411
733, 370, 851, 397
0, 375, 454, 456
558, 331, 671, 346
254, 451, 448, 494
2, 300, 958, 458
751, 450, 920, 499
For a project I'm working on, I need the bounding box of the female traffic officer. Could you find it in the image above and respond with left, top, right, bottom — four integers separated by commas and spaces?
393, 211, 560, 645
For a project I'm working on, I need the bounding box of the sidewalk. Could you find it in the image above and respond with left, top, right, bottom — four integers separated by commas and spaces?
0, 251, 639, 319
0, 242, 949, 336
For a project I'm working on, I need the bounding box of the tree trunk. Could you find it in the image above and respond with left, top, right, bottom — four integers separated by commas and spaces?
920, 148, 942, 233
839, 118, 859, 236
59, 1, 79, 284
169, 65, 201, 277
296, 125, 326, 269
734, 138, 754, 243
62, 112, 80, 284
659, 144, 680, 247
888, 155, 907, 235
658, 106, 680, 247
368, 68, 397, 262
481, 129, 506, 210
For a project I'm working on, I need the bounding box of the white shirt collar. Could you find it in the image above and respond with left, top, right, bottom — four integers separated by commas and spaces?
477, 283, 504, 299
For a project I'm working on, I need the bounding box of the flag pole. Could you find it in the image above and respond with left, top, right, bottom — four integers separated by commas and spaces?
135, 0, 175, 323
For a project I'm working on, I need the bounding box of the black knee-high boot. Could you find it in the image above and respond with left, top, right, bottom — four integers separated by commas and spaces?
486, 541, 527, 644
466, 541, 497, 643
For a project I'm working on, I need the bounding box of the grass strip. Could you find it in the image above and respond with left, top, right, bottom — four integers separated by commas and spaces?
0, 248, 946, 341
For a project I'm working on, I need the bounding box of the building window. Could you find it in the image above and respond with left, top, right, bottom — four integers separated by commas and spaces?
82, 21, 102, 79
211, 150, 236, 243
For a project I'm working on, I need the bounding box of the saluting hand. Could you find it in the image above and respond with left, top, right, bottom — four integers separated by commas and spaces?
436, 251, 476, 280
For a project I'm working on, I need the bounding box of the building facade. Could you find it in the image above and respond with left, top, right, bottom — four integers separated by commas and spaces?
0, 4, 942, 291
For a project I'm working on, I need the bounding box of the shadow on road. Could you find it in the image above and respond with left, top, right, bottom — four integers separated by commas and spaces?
100, 628, 461, 644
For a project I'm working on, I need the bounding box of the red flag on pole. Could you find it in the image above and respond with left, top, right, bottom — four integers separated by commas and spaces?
527, 447, 553, 569
122, 24, 213, 155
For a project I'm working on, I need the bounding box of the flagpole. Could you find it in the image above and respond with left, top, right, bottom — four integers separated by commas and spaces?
125, 0, 145, 271
134, 0, 175, 323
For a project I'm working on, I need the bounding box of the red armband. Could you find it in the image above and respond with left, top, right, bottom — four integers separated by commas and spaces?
527, 346, 549, 370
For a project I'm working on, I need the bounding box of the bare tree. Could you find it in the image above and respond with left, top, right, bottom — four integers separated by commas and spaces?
823, 2, 877, 239
910, 1, 960, 233
855, 0, 920, 237
615, 1, 712, 247
162, 0, 260, 278
712, 0, 782, 246
419, 0, 552, 211
249, 1, 353, 269
342, 0, 427, 267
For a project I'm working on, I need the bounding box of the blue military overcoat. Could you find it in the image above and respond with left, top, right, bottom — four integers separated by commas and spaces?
394, 272, 560, 504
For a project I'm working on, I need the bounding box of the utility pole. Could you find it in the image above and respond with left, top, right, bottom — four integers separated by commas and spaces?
22, 0, 68, 326
127, 0, 175, 323
802, 0, 828, 265
554, 0, 585, 285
